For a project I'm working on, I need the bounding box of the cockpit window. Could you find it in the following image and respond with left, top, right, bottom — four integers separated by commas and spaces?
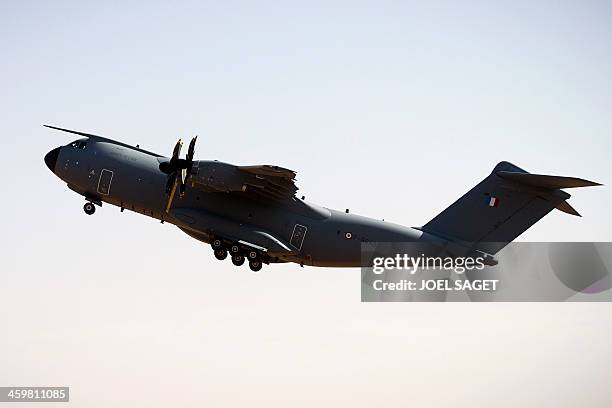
69, 140, 87, 149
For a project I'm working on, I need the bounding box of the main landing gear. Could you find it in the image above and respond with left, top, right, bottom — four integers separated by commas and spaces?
248, 259, 262, 272
210, 237, 266, 272
246, 249, 262, 271
214, 248, 228, 260
232, 254, 245, 266
212, 238, 228, 260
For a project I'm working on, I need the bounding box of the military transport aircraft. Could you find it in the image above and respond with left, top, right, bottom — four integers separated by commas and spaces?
44, 125, 600, 271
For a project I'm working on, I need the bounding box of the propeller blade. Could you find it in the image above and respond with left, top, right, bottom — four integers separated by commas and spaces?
162, 136, 196, 211
171, 139, 183, 162
186, 136, 197, 162
165, 175, 179, 213
179, 169, 187, 196
165, 172, 177, 195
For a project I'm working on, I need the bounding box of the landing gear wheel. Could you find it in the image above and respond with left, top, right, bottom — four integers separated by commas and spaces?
231, 254, 245, 266
211, 238, 223, 250
230, 244, 241, 255
247, 250, 259, 260
214, 248, 228, 260
249, 259, 262, 272
84, 202, 96, 215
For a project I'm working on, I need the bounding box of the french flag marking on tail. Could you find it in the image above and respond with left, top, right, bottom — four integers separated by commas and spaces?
487, 196, 500, 207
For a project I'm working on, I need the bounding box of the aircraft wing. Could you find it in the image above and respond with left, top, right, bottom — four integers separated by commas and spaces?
236, 165, 298, 202
171, 207, 300, 262
191, 162, 299, 203
238, 164, 296, 179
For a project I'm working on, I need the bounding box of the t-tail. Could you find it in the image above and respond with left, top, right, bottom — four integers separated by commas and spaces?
421, 161, 601, 255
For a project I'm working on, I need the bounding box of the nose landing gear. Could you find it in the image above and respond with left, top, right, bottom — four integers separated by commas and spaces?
83, 202, 96, 215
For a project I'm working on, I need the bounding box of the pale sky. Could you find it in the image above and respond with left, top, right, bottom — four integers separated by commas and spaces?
1, 1, 611, 406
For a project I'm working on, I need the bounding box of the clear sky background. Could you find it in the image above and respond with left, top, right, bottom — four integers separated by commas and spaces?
1, 1, 611, 406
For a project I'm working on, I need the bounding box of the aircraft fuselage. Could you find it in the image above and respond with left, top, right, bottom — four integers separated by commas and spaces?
45, 137, 427, 267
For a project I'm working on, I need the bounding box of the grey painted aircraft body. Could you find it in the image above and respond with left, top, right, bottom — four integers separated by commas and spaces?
44, 126, 600, 271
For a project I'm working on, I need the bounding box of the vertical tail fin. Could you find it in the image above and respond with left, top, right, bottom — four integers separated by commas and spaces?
421, 161, 601, 254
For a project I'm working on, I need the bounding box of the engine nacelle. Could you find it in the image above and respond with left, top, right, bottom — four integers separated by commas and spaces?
190, 161, 247, 193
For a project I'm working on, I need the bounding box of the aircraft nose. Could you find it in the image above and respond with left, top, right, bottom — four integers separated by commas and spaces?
44, 147, 60, 173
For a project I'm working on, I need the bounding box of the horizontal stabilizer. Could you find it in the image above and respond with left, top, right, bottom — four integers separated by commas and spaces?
496, 171, 601, 189
556, 200, 581, 217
